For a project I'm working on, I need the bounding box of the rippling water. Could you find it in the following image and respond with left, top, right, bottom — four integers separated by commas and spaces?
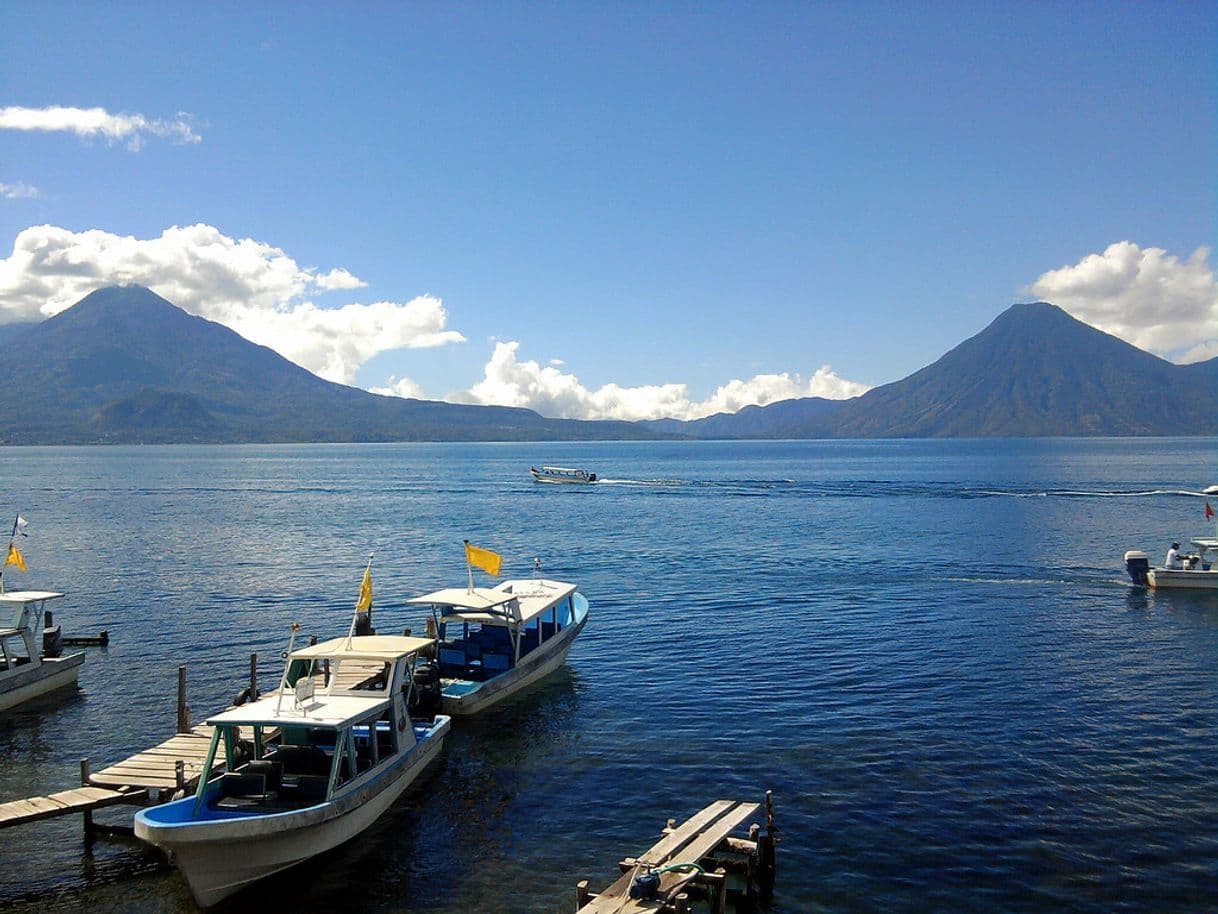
0, 438, 1216, 912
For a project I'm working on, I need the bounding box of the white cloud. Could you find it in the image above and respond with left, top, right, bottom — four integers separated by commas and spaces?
0, 224, 465, 383
1027, 242, 1218, 360
368, 376, 427, 400
0, 182, 39, 200
440, 340, 869, 421
0, 105, 201, 150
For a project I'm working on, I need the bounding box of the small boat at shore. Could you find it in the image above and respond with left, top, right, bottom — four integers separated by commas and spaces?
1126, 540, 1218, 589
0, 590, 84, 712
530, 465, 598, 484
134, 631, 450, 907
407, 559, 589, 716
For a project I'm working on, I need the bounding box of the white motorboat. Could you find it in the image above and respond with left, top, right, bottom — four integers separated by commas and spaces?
530, 465, 598, 484
0, 590, 84, 712
407, 575, 589, 716
134, 632, 451, 907
1125, 539, 1218, 589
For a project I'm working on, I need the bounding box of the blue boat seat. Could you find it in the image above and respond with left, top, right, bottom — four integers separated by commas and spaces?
482, 653, 510, 673
438, 647, 465, 671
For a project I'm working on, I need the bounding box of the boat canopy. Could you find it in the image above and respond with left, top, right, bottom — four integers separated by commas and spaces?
206, 692, 390, 729
0, 591, 65, 605
408, 581, 577, 627
290, 634, 434, 662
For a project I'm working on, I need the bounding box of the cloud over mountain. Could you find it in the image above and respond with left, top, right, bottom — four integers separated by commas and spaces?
1028, 242, 1218, 362
0, 105, 200, 150
451, 340, 869, 421
0, 224, 465, 383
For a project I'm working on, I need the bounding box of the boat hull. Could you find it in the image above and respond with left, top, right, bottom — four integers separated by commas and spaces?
136, 718, 449, 907
1145, 568, 1218, 590
0, 653, 84, 713
442, 612, 587, 716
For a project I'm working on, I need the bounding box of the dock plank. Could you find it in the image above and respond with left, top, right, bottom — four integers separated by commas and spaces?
579, 800, 762, 913
0, 785, 131, 829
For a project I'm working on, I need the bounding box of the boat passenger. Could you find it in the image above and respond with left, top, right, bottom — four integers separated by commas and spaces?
1165, 542, 1183, 569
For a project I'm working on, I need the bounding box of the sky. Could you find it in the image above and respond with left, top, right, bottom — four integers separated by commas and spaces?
1, 2, 1214, 421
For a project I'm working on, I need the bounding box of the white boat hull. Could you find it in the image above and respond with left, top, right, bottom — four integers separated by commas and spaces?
1145, 568, 1218, 590
442, 613, 587, 716
0, 653, 84, 713
137, 719, 449, 907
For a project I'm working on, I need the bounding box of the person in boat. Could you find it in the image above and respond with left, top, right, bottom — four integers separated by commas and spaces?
1166, 542, 1183, 569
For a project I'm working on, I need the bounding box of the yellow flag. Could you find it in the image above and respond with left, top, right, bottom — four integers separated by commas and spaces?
356, 564, 373, 611
5, 542, 26, 573
465, 541, 501, 576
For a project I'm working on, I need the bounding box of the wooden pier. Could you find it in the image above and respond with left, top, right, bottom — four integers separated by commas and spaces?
0, 658, 263, 835
576, 793, 778, 914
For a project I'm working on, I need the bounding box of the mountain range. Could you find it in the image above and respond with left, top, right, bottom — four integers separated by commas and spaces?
0, 285, 1212, 444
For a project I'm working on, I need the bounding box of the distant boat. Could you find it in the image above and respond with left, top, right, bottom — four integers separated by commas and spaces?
0, 590, 84, 712
134, 632, 451, 907
407, 574, 589, 716
530, 465, 597, 484
1204, 485, 1218, 496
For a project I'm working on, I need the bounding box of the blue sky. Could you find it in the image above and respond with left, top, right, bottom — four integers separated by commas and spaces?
1, 2, 1214, 420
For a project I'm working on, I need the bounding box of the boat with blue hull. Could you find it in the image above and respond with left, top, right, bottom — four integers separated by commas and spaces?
530, 465, 598, 484
134, 633, 450, 907
408, 576, 589, 716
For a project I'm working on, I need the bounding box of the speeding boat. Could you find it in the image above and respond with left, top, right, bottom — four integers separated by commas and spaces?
1125, 539, 1218, 589
407, 573, 589, 716
530, 465, 598, 484
0, 590, 84, 712
134, 632, 450, 907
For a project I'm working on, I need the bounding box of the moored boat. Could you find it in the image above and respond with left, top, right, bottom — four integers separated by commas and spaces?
134, 631, 450, 906
530, 465, 598, 484
0, 590, 84, 712
406, 545, 589, 716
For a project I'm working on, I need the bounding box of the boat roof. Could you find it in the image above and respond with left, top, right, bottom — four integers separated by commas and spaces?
409, 579, 578, 626
0, 590, 64, 604
207, 691, 389, 729
289, 634, 435, 662
1191, 538, 1218, 550
537, 466, 588, 473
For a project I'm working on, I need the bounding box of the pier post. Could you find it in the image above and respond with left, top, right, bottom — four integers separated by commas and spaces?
80, 758, 94, 843
758, 790, 777, 897
176, 666, 190, 733
249, 652, 258, 701
575, 879, 590, 909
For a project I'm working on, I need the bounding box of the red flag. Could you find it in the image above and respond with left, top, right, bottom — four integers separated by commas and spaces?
1206, 501, 1214, 520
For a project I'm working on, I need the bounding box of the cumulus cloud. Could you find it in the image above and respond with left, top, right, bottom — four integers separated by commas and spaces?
0, 224, 465, 383
442, 340, 869, 421
368, 376, 427, 400
0, 182, 39, 200
1027, 242, 1218, 361
0, 105, 201, 150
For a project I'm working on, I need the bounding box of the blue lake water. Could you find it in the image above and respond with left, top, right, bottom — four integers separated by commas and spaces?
0, 438, 1216, 912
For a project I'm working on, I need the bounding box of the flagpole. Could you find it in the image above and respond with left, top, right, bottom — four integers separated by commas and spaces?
1, 514, 17, 595
346, 553, 374, 646
275, 622, 301, 716
464, 540, 474, 593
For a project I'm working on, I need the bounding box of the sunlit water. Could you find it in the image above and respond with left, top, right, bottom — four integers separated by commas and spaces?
0, 439, 1215, 913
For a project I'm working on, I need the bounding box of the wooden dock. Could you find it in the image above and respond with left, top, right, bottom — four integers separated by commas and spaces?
0, 660, 264, 833
576, 793, 778, 914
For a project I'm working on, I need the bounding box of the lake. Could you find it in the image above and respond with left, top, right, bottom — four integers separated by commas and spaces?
0, 438, 1215, 912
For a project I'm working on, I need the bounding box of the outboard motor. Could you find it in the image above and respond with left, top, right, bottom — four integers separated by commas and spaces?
41, 622, 63, 658
409, 660, 442, 717
1124, 550, 1150, 587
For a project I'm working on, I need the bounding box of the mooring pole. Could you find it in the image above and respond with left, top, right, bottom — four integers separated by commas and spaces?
249, 652, 258, 701
176, 665, 190, 733
79, 758, 93, 843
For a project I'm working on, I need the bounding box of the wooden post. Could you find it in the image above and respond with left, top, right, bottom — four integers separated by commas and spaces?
674, 892, 690, 914
712, 868, 728, 914
80, 758, 94, 842
175, 760, 186, 797
249, 652, 258, 701
176, 665, 190, 733
758, 790, 777, 897
575, 879, 590, 909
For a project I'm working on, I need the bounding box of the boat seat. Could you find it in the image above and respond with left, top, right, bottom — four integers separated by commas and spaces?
219, 771, 266, 800
438, 647, 465, 671
276, 745, 331, 777
482, 653, 510, 673
245, 759, 281, 793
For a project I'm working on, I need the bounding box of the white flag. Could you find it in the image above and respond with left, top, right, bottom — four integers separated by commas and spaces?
14, 516, 28, 537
